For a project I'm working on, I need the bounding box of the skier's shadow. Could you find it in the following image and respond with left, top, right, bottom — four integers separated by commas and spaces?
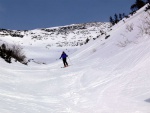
145, 98, 150, 103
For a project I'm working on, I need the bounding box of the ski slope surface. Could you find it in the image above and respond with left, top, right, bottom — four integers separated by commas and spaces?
0, 4, 150, 113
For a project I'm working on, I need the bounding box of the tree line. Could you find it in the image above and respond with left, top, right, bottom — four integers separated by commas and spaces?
109, 0, 150, 26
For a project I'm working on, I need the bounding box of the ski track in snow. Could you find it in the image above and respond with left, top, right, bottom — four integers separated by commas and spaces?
0, 4, 150, 113
1, 40, 150, 113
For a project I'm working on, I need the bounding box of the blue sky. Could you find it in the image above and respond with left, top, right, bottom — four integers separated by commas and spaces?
0, 0, 134, 30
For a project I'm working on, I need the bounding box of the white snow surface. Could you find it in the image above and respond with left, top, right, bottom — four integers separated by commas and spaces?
0, 5, 150, 113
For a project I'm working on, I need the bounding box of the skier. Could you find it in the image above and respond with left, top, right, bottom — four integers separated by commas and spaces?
60, 51, 68, 67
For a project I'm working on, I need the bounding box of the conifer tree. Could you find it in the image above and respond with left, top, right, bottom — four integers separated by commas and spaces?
119, 14, 122, 20
122, 13, 126, 18
109, 16, 115, 25
131, 4, 138, 12
114, 14, 119, 24
135, 0, 145, 9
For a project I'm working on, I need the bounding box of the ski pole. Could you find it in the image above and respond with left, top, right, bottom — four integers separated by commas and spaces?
68, 56, 72, 65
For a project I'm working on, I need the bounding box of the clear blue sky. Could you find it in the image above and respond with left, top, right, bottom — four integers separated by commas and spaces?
0, 0, 134, 30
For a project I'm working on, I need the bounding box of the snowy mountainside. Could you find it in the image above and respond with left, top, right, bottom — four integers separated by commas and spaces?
0, 22, 110, 64
0, 22, 110, 47
0, 4, 150, 113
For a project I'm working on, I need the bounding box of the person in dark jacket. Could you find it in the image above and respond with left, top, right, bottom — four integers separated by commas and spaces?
60, 51, 68, 67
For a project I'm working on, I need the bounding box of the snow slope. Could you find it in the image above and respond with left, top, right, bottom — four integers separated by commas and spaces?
0, 22, 110, 64
0, 4, 150, 113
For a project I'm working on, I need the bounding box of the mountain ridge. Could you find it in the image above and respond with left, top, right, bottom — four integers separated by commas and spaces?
0, 22, 110, 47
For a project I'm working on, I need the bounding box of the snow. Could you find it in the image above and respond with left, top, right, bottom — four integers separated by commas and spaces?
0, 4, 150, 113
